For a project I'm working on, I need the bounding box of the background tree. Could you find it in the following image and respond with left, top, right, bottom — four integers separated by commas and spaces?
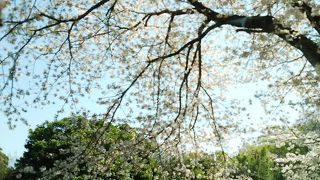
156, 152, 221, 179
9, 116, 239, 179
229, 117, 319, 180
11, 117, 159, 180
0, 0, 319, 172
0, 148, 9, 180
232, 145, 284, 180
7, 115, 320, 179
261, 118, 320, 180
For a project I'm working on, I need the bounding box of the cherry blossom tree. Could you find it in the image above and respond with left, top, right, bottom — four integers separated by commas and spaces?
0, 0, 319, 168
262, 117, 320, 180
8, 116, 243, 179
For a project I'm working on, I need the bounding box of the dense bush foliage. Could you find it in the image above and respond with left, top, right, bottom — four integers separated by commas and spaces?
4, 116, 320, 179
0, 148, 8, 180
10, 117, 159, 179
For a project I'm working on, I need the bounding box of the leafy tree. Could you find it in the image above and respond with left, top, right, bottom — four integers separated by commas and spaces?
157, 152, 217, 179
263, 119, 320, 180
232, 145, 284, 180
11, 117, 159, 179
295, 118, 320, 133
153, 150, 233, 180
181, 152, 227, 179
0, 148, 9, 180
230, 118, 320, 180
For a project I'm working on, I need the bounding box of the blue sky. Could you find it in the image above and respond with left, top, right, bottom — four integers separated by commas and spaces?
0, 80, 301, 166
0, 96, 108, 166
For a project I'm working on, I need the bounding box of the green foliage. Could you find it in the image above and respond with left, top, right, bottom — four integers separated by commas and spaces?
183, 153, 219, 179
261, 119, 319, 179
295, 118, 320, 133
11, 117, 157, 179
0, 148, 8, 180
155, 151, 224, 180
233, 145, 284, 180
231, 119, 319, 180
8, 116, 318, 179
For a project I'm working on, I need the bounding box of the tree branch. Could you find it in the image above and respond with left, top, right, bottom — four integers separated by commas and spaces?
292, 2, 320, 35
188, 0, 320, 69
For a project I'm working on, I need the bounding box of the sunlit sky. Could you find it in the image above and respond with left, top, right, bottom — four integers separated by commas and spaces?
0, 80, 300, 166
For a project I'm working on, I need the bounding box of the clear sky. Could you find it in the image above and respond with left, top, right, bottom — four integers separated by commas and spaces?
0, 80, 300, 166
0, 103, 68, 166
0, 85, 109, 166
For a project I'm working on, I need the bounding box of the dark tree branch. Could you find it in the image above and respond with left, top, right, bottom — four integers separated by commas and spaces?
188, 0, 320, 69
292, 2, 320, 35
32, 0, 112, 31
188, 0, 273, 31
40, 0, 112, 23
141, 8, 194, 27
274, 24, 320, 68
148, 22, 222, 64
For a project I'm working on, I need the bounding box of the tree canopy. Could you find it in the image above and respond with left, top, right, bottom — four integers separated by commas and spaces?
10, 117, 161, 179
0, 148, 9, 180
2, 115, 319, 179
7, 116, 234, 179
261, 119, 320, 179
